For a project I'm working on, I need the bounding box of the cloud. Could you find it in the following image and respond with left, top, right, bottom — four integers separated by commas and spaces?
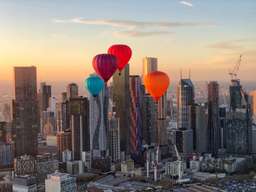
208, 41, 242, 50
53, 18, 214, 30
180, 1, 193, 7
114, 30, 173, 37
53, 17, 214, 38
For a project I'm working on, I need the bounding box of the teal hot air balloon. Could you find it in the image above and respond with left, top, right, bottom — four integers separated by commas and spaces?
85, 74, 104, 97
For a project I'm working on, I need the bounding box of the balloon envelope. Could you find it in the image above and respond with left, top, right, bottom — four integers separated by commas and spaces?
144, 71, 170, 101
108, 44, 132, 71
85, 75, 104, 97
92, 54, 118, 82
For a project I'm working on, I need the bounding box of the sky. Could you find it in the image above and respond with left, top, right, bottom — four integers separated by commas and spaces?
0, 0, 256, 83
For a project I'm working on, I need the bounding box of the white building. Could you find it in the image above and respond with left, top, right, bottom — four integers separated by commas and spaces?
165, 161, 185, 179
45, 172, 76, 192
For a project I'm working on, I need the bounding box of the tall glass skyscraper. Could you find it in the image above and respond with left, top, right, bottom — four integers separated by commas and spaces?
13, 66, 38, 157
112, 65, 130, 155
208, 81, 220, 156
129, 75, 143, 162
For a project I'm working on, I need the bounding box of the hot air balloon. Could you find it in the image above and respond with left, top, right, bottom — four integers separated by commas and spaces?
92, 54, 118, 82
85, 74, 104, 97
144, 71, 170, 101
108, 44, 132, 72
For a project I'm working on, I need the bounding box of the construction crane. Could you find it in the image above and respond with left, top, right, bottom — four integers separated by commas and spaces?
229, 54, 242, 80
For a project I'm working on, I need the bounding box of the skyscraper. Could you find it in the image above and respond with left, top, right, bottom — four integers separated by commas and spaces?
108, 112, 121, 162
129, 75, 143, 162
176, 78, 195, 155
142, 94, 157, 145
250, 90, 256, 118
230, 80, 243, 111
89, 86, 108, 159
69, 97, 90, 160
142, 57, 158, 78
208, 81, 220, 156
224, 80, 252, 155
194, 104, 208, 153
177, 79, 195, 129
142, 57, 168, 146
13, 66, 38, 157
39, 82, 51, 112
67, 83, 79, 99
112, 65, 130, 155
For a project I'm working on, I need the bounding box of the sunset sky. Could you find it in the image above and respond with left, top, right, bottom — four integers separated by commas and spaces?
0, 0, 256, 83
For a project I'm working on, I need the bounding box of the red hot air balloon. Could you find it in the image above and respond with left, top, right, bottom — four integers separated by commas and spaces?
144, 71, 170, 101
92, 54, 118, 82
108, 44, 132, 72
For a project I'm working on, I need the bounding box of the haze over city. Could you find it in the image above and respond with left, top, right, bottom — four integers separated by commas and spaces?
1, 0, 256, 83
1, 1, 256, 192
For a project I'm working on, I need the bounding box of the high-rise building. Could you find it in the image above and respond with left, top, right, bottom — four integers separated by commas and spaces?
108, 112, 121, 162
89, 86, 108, 159
230, 80, 243, 111
176, 78, 194, 155
13, 66, 38, 157
177, 79, 195, 129
224, 80, 252, 155
250, 90, 256, 118
142, 57, 168, 146
67, 83, 79, 99
129, 75, 143, 162
142, 94, 157, 145
69, 97, 90, 160
45, 172, 76, 192
39, 82, 51, 112
194, 104, 208, 153
225, 110, 252, 155
207, 81, 220, 156
112, 65, 130, 154
0, 122, 7, 143
142, 57, 158, 78
57, 130, 72, 161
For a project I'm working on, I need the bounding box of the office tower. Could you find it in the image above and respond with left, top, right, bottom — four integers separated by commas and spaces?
230, 79, 243, 111
225, 110, 252, 154
42, 111, 56, 137
39, 82, 51, 112
208, 81, 220, 156
13, 66, 38, 157
142, 57, 168, 146
219, 106, 226, 149
129, 75, 143, 161
89, 86, 108, 158
194, 104, 208, 153
69, 97, 90, 160
176, 78, 194, 155
0, 143, 13, 168
224, 80, 252, 155
57, 130, 72, 161
67, 83, 79, 99
177, 79, 195, 129
108, 113, 121, 162
45, 172, 76, 192
112, 64, 130, 154
175, 129, 193, 154
142, 94, 157, 145
56, 98, 69, 132
142, 57, 158, 78
0, 122, 6, 142
250, 90, 256, 118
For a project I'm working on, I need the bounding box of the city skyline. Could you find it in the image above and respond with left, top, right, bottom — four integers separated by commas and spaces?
1, 0, 256, 82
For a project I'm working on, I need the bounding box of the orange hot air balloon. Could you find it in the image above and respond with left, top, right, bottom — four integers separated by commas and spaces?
144, 71, 170, 101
